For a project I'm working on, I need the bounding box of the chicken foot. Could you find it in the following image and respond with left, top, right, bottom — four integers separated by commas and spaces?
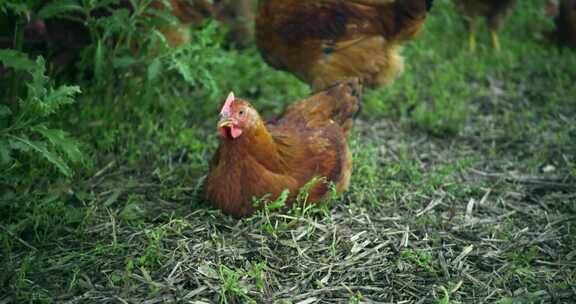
491, 30, 501, 51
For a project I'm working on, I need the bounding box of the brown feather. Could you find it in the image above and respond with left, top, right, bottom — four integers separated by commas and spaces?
213, 0, 257, 48
151, 0, 214, 48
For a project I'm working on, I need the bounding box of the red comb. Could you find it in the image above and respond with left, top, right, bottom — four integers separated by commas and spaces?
221, 92, 235, 115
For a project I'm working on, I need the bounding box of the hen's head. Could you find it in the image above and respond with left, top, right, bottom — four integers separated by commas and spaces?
218, 92, 258, 140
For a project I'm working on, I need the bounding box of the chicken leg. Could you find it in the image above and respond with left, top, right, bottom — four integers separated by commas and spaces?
454, 0, 517, 52
465, 17, 478, 52
468, 32, 477, 52
491, 30, 501, 51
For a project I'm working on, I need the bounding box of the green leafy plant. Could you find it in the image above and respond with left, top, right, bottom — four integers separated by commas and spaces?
401, 248, 437, 274
249, 189, 290, 237
218, 265, 255, 304
245, 260, 267, 291
0, 49, 83, 182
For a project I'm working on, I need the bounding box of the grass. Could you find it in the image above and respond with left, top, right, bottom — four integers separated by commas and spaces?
1, 0, 576, 303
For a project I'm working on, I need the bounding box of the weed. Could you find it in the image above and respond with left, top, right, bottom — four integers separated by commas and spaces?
218, 265, 254, 304
348, 292, 364, 304
401, 248, 437, 275
0, 50, 83, 180
246, 261, 267, 291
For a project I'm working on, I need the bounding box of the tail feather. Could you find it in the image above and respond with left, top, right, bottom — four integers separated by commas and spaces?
390, 0, 431, 43
339, 79, 363, 136
320, 79, 362, 136
281, 79, 362, 136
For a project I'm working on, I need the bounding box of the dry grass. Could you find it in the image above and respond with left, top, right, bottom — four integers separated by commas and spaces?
3, 114, 574, 303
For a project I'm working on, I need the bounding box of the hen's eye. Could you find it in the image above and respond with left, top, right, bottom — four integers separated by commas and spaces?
238, 110, 245, 116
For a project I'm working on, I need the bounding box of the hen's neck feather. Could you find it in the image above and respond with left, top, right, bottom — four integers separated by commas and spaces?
219, 119, 287, 173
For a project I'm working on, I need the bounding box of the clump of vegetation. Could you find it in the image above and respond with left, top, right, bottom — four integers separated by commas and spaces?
0, 50, 82, 181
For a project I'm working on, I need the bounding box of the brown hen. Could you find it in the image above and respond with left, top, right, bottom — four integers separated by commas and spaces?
151, 0, 214, 47
204, 81, 361, 217
214, 0, 257, 48
255, 0, 434, 91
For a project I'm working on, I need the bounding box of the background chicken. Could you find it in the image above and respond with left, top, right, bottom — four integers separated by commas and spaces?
214, 0, 257, 48
453, 0, 518, 52
152, 0, 214, 48
255, 0, 434, 92
204, 81, 361, 217
548, 0, 576, 49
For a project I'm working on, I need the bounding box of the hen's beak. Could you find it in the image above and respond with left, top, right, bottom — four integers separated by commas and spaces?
218, 118, 235, 129
218, 117, 242, 139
